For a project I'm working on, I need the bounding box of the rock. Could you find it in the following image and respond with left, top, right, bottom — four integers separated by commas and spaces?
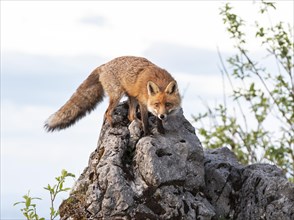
234, 164, 294, 220
204, 147, 242, 219
59, 103, 294, 220
204, 148, 294, 220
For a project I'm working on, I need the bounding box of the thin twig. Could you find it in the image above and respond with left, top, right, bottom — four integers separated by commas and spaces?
239, 46, 293, 128
217, 47, 248, 133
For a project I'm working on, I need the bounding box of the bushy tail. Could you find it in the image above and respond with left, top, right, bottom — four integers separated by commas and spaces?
44, 67, 104, 132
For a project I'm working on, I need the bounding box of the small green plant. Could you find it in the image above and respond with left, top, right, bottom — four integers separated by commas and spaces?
14, 169, 75, 220
44, 169, 75, 220
13, 191, 44, 220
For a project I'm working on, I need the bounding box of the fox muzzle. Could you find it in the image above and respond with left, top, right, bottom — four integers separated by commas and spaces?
158, 114, 167, 120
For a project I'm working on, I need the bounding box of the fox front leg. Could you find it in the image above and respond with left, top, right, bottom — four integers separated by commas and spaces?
139, 104, 150, 136
128, 96, 138, 122
156, 118, 165, 134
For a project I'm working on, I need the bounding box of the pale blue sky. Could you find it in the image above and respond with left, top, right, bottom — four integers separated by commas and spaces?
1, 1, 293, 219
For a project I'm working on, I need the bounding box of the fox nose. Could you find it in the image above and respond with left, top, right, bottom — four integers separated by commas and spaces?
159, 114, 166, 120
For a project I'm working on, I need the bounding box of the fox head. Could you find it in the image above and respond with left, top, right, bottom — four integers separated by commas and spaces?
147, 81, 181, 121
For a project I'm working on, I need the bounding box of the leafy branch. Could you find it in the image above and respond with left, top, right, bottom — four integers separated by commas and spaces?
195, 1, 293, 181
44, 169, 75, 220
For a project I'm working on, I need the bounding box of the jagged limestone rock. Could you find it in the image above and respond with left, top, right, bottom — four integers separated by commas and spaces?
59, 103, 294, 220
204, 147, 294, 220
59, 103, 213, 219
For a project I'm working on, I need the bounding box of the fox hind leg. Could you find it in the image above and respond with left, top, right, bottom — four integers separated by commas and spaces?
105, 95, 122, 127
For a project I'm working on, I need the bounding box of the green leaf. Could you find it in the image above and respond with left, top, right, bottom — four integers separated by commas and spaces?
13, 201, 25, 206
59, 182, 64, 191
25, 197, 31, 208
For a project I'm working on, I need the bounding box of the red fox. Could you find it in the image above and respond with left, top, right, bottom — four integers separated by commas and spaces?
45, 56, 181, 135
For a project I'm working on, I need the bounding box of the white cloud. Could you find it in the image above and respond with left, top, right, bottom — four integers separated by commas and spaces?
79, 15, 108, 27
2, 1, 292, 58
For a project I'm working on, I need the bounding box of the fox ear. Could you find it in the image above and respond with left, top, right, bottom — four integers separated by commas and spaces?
165, 81, 178, 94
147, 81, 160, 96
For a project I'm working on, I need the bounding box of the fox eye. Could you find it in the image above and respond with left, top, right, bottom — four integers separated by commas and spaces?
154, 103, 160, 107
165, 102, 173, 107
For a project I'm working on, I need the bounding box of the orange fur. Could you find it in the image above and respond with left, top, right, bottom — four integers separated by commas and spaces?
45, 56, 181, 135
